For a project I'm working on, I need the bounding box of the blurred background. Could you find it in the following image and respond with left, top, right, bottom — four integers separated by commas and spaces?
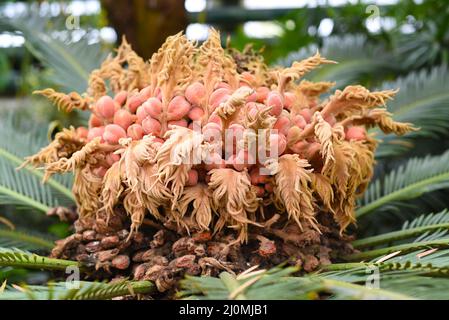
1, 0, 449, 284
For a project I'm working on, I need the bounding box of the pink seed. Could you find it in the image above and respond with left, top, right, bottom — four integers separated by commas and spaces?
283, 92, 295, 110
269, 133, 287, 155
168, 119, 188, 128
325, 114, 337, 126
93, 166, 108, 178
186, 169, 198, 186
292, 115, 307, 129
188, 107, 204, 121
143, 97, 163, 119
95, 96, 116, 120
215, 82, 231, 90
273, 116, 291, 136
127, 124, 144, 140
240, 72, 256, 85
167, 96, 191, 121
114, 91, 128, 106
89, 114, 103, 128
106, 153, 120, 166
290, 140, 308, 154
113, 109, 135, 130
141, 116, 162, 136
87, 126, 105, 142
266, 91, 284, 117
256, 87, 270, 103
345, 126, 366, 141
209, 88, 230, 111
299, 109, 313, 123
127, 94, 145, 113
136, 106, 149, 124
103, 124, 127, 144
208, 114, 223, 127
139, 86, 152, 100
185, 82, 206, 106
76, 127, 89, 139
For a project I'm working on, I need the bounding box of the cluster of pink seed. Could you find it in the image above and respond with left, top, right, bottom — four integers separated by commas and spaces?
78, 74, 367, 193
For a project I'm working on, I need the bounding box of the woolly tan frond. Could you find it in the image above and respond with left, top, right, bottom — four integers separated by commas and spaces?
322, 85, 398, 118
357, 109, 416, 135
33, 88, 91, 112
215, 86, 254, 121
278, 52, 336, 92
310, 173, 334, 213
314, 112, 335, 172
87, 69, 107, 100
73, 165, 102, 218
299, 80, 335, 97
123, 189, 146, 235
43, 137, 105, 179
208, 168, 260, 243
267, 154, 318, 231
156, 127, 204, 207
177, 184, 213, 231
21, 128, 84, 169
99, 161, 124, 220
150, 33, 195, 103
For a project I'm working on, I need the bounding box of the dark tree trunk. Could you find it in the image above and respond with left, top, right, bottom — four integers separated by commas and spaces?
101, 0, 188, 59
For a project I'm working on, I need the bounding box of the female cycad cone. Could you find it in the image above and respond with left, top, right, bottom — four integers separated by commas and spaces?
26, 30, 415, 290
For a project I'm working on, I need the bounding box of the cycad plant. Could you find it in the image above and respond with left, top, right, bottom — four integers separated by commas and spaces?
1, 27, 449, 300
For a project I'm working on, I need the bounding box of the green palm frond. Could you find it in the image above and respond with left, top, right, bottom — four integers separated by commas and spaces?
353, 209, 449, 249
0, 156, 60, 212
345, 238, 449, 261
328, 248, 449, 275
276, 35, 391, 88
179, 266, 414, 300
4, 15, 108, 93
0, 114, 74, 211
179, 267, 322, 300
357, 150, 449, 218
0, 228, 55, 251
0, 280, 154, 300
375, 65, 449, 158
0, 247, 79, 271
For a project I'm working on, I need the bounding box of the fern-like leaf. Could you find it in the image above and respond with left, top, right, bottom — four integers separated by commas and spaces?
0, 247, 79, 271
0, 114, 75, 211
179, 266, 414, 300
0, 280, 154, 300
375, 65, 449, 158
357, 150, 449, 218
354, 209, 449, 249
4, 15, 108, 93
0, 228, 55, 250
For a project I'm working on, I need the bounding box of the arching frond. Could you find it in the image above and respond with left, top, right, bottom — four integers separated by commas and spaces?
375, 66, 449, 158
4, 15, 108, 92
0, 114, 74, 204
0, 228, 55, 251
0, 280, 154, 300
357, 151, 449, 218
179, 266, 413, 300
0, 248, 80, 271
354, 209, 449, 249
